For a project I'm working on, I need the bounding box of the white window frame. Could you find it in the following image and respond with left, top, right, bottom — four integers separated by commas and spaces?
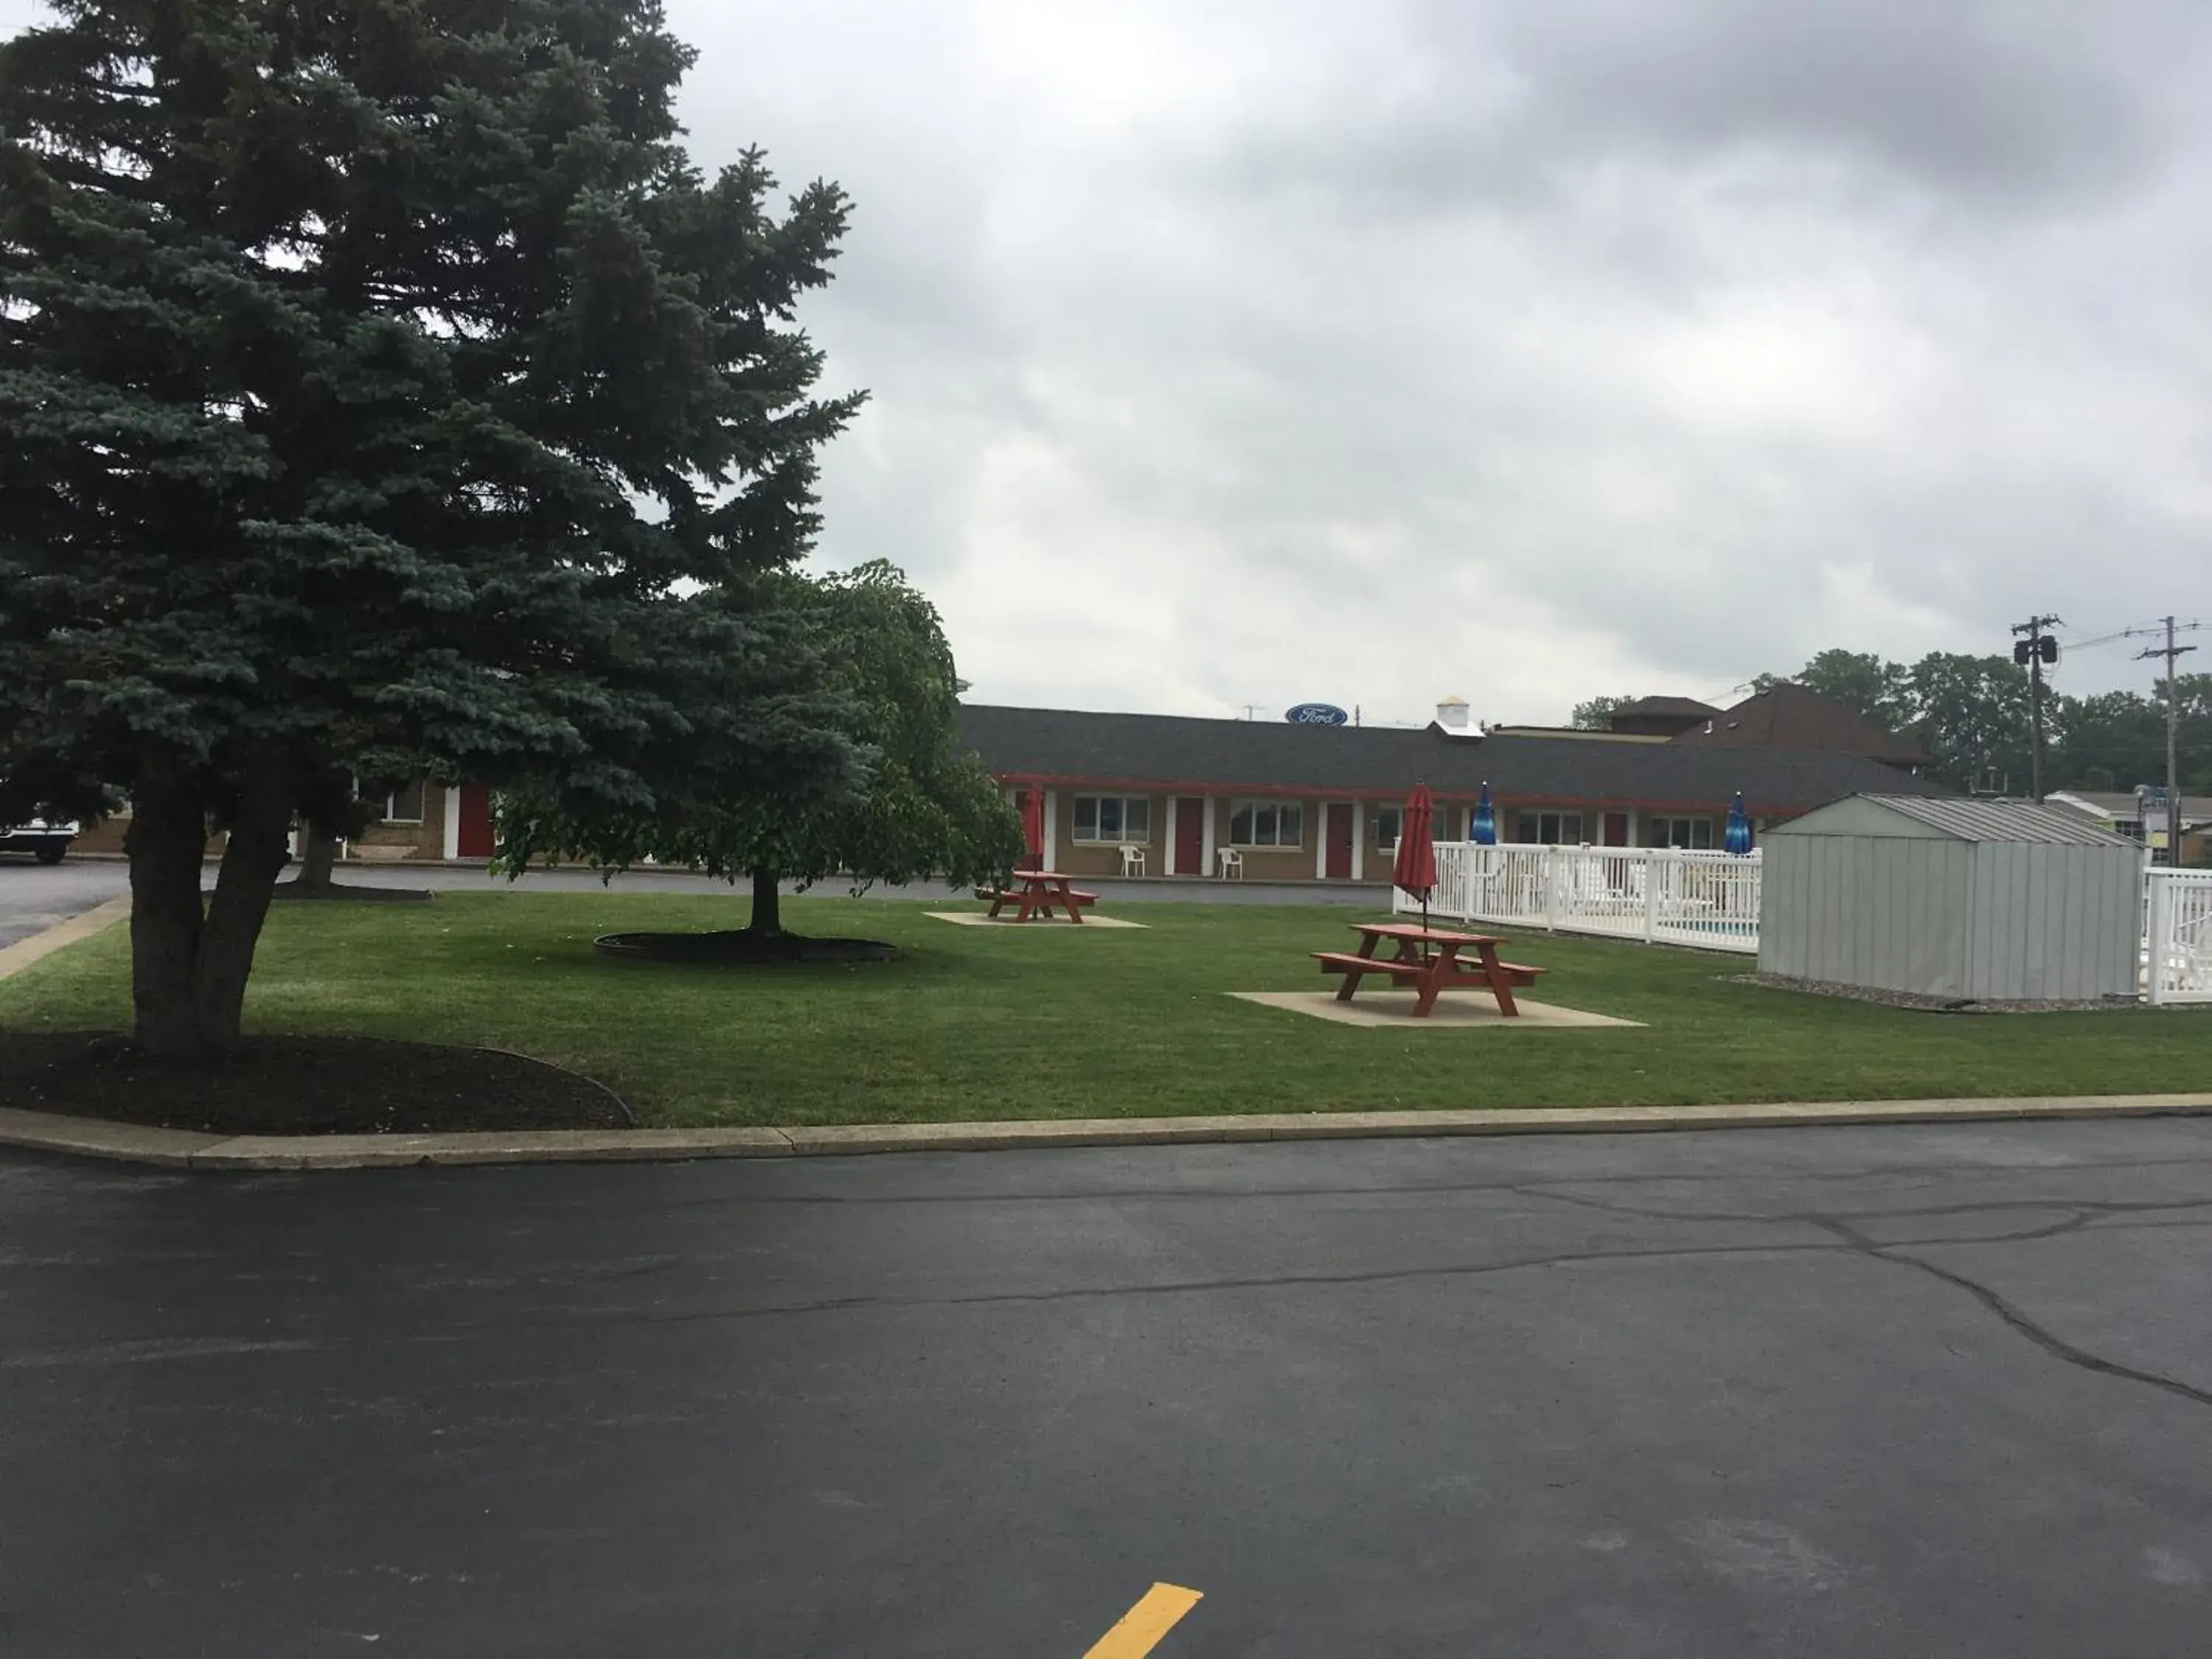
1228, 799, 1304, 849
380, 782, 427, 826
1071, 793, 1151, 845
1646, 815, 1714, 850
1513, 810, 1583, 846
1374, 804, 1403, 850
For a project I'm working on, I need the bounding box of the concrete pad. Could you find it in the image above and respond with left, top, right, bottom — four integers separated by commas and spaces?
1227, 990, 1644, 1029
923, 911, 1148, 929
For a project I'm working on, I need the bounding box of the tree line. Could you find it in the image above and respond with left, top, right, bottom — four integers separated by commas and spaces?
1576, 649, 2210, 796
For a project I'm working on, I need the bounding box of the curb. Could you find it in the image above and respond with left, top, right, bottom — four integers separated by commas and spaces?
2, 1094, 2211, 1172
0, 895, 132, 983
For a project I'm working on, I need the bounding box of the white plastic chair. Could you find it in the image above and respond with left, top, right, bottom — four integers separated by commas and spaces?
1217, 847, 1244, 880
1119, 844, 1147, 877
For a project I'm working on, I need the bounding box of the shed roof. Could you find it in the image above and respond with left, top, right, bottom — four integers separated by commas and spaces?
1772, 794, 2140, 846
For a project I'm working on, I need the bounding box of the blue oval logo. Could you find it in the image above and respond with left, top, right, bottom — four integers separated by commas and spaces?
1285, 703, 1349, 726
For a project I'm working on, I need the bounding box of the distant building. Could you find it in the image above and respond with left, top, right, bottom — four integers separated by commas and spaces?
1607, 695, 1725, 739
2046, 789, 2209, 866
1668, 682, 1925, 770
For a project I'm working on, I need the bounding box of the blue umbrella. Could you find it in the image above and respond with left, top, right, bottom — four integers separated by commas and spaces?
1471, 782, 1497, 846
1724, 791, 1752, 855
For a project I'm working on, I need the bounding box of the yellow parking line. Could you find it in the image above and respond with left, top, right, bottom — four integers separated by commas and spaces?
1081, 1583, 1203, 1658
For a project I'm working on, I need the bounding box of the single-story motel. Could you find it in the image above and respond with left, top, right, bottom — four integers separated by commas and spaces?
63, 686, 1960, 881
959, 692, 1941, 883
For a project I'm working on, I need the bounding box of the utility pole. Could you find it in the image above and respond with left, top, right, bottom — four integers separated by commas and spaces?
2011, 613, 2062, 801
2132, 616, 2200, 863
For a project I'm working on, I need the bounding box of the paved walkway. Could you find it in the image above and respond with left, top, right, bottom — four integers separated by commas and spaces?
4, 1120, 2208, 1655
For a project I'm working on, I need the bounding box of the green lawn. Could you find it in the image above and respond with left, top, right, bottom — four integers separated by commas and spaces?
4, 891, 2208, 1127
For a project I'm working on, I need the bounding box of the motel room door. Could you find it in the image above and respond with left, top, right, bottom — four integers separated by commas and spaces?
1325, 803, 1354, 880
1175, 798, 1206, 875
457, 782, 497, 858
1602, 812, 1630, 847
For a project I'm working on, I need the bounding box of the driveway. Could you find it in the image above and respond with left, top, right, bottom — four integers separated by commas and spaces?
0, 858, 129, 951
2, 1121, 2208, 1657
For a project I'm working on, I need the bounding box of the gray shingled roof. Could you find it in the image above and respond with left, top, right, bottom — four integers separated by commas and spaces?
957, 705, 1951, 814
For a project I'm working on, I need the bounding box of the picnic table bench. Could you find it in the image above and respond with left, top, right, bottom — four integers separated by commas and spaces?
1314, 922, 1544, 1017
976, 871, 1100, 923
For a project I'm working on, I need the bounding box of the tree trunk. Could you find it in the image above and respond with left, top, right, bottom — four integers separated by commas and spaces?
126, 776, 210, 1059
296, 822, 340, 888
128, 767, 296, 1060
747, 866, 782, 936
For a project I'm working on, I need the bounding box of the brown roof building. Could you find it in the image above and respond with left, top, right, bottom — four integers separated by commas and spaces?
1667, 683, 1925, 770
1606, 695, 1724, 739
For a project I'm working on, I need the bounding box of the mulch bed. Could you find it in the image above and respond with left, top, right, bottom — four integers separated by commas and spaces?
593, 930, 900, 964
0, 1032, 633, 1135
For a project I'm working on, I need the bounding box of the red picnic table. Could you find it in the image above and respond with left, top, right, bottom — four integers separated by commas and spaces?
1313, 922, 1545, 1017
979, 870, 1100, 924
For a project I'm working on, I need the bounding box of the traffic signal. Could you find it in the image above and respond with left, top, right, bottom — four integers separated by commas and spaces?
2014, 637, 2059, 664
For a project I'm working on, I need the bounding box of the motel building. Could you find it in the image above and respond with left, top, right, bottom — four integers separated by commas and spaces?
959, 689, 1940, 884
63, 684, 1937, 877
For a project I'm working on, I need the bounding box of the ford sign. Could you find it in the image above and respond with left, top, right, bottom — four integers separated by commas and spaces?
1285, 703, 1349, 726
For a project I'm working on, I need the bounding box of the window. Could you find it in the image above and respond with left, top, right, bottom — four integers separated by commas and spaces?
1513, 811, 1583, 846
380, 782, 427, 825
1071, 794, 1150, 844
1646, 816, 1714, 849
1375, 805, 1402, 849
1228, 799, 1304, 848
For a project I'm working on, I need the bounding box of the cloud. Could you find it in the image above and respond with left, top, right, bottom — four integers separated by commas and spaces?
6, 0, 2206, 723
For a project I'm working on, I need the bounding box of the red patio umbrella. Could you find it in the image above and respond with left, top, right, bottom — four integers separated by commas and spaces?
1019, 787, 1046, 872
1393, 782, 1438, 931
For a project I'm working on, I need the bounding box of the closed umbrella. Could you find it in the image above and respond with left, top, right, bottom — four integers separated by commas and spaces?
1020, 787, 1045, 872
1724, 791, 1752, 855
1471, 782, 1496, 846
1393, 782, 1438, 932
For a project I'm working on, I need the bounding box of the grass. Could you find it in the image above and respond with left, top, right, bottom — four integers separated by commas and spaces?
2, 891, 2208, 1127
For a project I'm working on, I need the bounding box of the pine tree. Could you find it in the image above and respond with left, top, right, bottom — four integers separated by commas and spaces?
0, 0, 860, 1056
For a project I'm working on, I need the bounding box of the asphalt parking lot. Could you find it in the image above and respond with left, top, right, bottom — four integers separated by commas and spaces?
2, 1119, 2208, 1657
0, 858, 128, 951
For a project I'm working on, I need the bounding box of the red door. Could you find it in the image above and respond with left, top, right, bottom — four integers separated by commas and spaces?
1326, 802, 1354, 880
1602, 812, 1629, 847
1175, 798, 1205, 876
457, 781, 495, 858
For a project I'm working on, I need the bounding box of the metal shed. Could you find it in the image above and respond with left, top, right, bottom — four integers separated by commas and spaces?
1758, 795, 2143, 1004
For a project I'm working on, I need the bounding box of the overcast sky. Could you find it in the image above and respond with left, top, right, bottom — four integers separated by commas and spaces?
9, 1, 2208, 725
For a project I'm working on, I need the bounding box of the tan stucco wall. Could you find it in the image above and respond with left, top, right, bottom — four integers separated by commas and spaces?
1051, 789, 1160, 878
66, 783, 452, 862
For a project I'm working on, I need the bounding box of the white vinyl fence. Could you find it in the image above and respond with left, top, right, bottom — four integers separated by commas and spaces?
1397, 844, 1764, 955
2145, 868, 2212, 1005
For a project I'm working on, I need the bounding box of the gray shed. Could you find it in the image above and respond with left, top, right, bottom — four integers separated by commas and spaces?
1758, 795, 2144, 1004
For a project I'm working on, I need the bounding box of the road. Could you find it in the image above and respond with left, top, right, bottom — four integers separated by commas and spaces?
0, 857, 1380, 954
3, 1120, 2208, 1656
0, 858, 128, 951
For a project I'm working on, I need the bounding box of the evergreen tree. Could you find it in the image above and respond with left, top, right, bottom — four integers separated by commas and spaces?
502, 561, 1024, 936
0, 0, 860, 1055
